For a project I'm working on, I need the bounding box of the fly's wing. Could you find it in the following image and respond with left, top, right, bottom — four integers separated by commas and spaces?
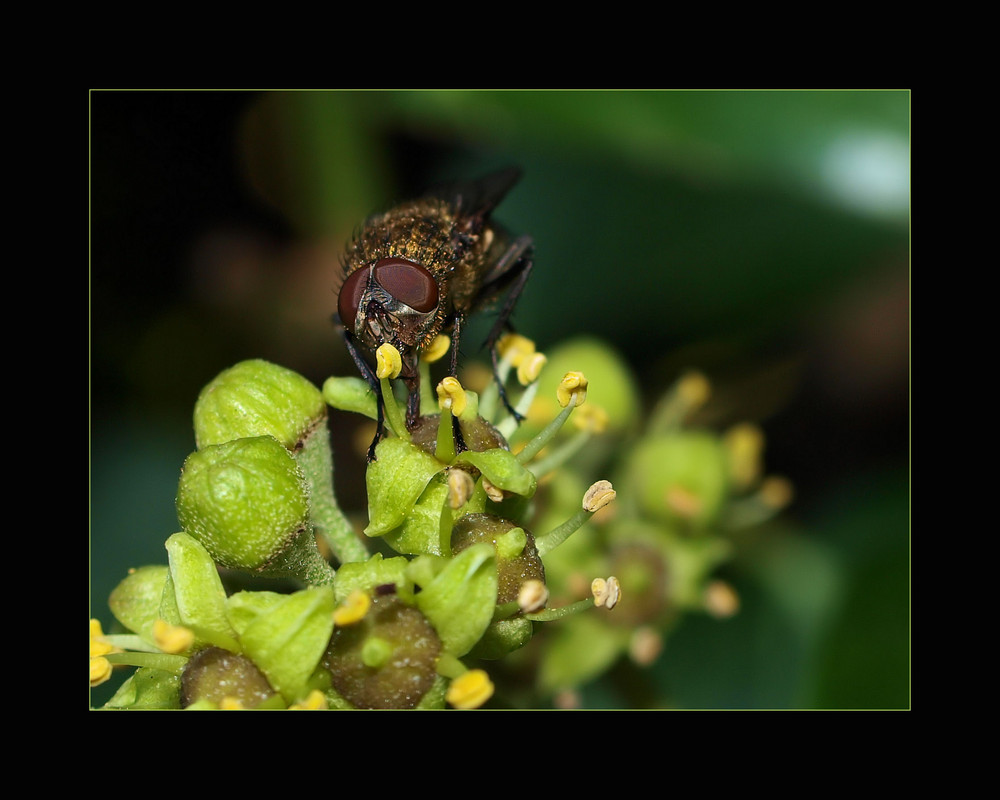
425, 166, 523, 222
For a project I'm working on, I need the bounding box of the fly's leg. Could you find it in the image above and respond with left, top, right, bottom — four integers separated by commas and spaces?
342, 329, 385, 462
480, 235, 534, 423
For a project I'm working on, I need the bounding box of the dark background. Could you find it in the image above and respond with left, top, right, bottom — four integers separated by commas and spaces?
90, 90, 909, 708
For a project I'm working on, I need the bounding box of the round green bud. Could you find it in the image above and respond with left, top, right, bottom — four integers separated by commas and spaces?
451, 513, 545, 605
180, 646, 278, 709
527, 337, 641, 437
194, 359, 325, 450
627, 431, 731, 527
321, 594, 441, 709
176, 435, 310, 571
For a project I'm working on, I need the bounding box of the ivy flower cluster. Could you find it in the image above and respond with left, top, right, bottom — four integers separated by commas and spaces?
92, 333, 623, 709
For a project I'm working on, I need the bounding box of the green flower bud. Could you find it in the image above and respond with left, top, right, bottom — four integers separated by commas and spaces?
108, 565, 169, 646
526, 337, 641, 439
180, 647, 279, 709
626, 431, 731, 528
194, 359, 325, 450
321, 594, 442, 709
176, 436, 313, 573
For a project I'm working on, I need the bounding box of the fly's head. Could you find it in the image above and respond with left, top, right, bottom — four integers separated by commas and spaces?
338, 257, 441, 375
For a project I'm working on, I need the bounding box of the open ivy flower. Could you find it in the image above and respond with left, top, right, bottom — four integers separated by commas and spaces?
94, 334, 627, 710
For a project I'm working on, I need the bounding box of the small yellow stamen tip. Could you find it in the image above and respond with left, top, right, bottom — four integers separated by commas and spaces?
289, 689, 328, 710
573, 403, 608, 433
436, 376, 467, 416
422, 334, 451, 363
677, 371, 711, 408
557, 371, 588, 408
591, 576, 622, 609
333, 589, 371, 626
219, 696, 245, 710
665, 484, 702, 518
446, 669, 495, 709
518, 579, 549, 614
760, 476, 794, 509
516, 352, 547, 385
629, 626, 663, 666
90, 656, 112, 687
375, 343, 403, 379
704, 580, 741, 618
447, 468, 475, 510
725, 422, 765, 488
497, 333, 536, 366
152, 619, 195, 654
583, 480, 616, 512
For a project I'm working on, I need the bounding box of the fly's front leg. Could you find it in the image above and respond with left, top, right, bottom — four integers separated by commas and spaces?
342, 329, 385, 461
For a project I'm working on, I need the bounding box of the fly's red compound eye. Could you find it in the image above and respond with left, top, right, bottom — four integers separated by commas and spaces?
373, 258, 438, 313
338, 267, 371, 332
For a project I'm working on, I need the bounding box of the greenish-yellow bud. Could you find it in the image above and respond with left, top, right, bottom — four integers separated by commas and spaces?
176, 435, 310, 571
194, 359, 325, 450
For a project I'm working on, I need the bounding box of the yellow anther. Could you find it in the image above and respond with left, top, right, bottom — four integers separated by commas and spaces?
422, 334, 451, 364
591, 576, 622, 609
90, 618, 116, 658
724, 423, 765, 489
375, 343, 402, 379
289, 689, 328, 710
583, 480, 616, 513
557, 371, 588, 408
436, 377, 467, 416
629, 626, 663, 666
481, 477, 504, 503
518, 579, 549, 614
90, 655, 112, 687
573, 403, 609, 433
447, 468, 475, 510
497, 333, 536, 366
677, 370, 711, 409
152, 619, 195, 654
446, 669, 495, 709
219, 696, 245, 710
516, 352, 547, 385
333, 589, 371, 627
760, 476, 794, 509
704, 579, 741, 618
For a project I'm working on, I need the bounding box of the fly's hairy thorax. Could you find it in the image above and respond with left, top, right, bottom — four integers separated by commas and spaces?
342, 198, 494, 346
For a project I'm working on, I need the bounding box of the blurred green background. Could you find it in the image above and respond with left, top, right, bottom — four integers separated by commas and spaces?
90, 90, 909, 708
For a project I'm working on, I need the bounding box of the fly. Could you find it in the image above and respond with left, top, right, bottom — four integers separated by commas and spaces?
336, 167, 534, 459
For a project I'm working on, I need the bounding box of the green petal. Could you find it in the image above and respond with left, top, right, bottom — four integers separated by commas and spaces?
415, 542, 498, 657
456, 448, 537, 498
364, 436, 443, 537
164, 532, 240, 652
108, 564, 169, 646
333, 553, 411, 604
240, 585, 337, 704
